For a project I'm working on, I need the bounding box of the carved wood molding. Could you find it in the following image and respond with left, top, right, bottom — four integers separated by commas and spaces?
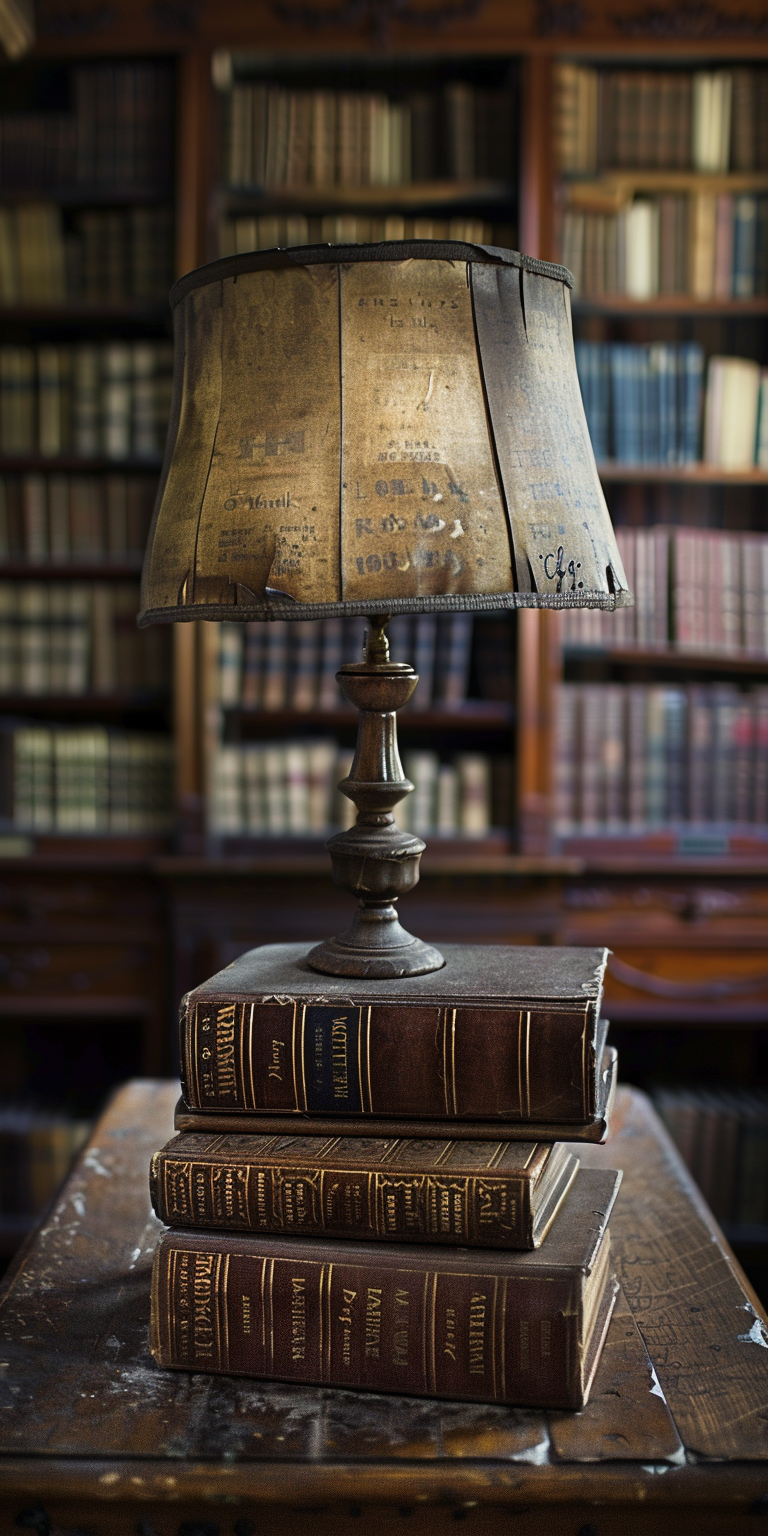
615, 1, 768, 38
271, 0, 484, 46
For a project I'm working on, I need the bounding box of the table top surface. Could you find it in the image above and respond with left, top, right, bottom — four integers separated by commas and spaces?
1, 1080, 767, 1513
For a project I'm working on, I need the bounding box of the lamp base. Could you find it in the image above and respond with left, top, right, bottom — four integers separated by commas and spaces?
304, 614, 445, 982
308, 906, 444, 980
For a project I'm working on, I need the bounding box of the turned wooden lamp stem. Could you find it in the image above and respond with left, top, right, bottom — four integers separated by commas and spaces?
307, 615, 444, 979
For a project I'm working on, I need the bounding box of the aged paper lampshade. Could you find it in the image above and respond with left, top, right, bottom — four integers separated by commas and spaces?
138, 241, 631, 624
139, 241, 632, 980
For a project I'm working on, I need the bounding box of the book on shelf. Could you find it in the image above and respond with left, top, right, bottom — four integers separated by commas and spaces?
177, 940, 611, 1130
0, 723, 174, 833
575, 341, 768, 468
221, 77, 515, 190
655, 1086, 768, 1227
0, 62, 174, 193
554, 62, 768, 175
0, 342, 172, 459
150, 1131, 580, 1251
0, 1104, 90, 1219
0, 203, 173, 307
0, 472, 155, 562
208, 742, 500, 840
562, 524, 768, 658
562, 193, 768, 301
555, 680, 768, 833
0, 577, 169, 695
216, 613, 477, 712
150, 1166, 620, 1410
219, 213, 498, 257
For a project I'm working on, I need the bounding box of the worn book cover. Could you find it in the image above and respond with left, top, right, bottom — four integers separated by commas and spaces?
150, 1132, 579, 1250
178, 941, 610, 1128
151, 1166, 621, 1411
174, 1040, 616, 1143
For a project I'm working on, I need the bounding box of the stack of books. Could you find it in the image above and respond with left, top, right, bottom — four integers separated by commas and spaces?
1, 725, 174, 833
0, 579, 170, 695
149, 942, 620, 1410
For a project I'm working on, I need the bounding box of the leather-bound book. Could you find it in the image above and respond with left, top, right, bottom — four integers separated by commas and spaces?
177, 942, 612, 1138
151, 1166, 620, 1411
149, 1132, 580, 1251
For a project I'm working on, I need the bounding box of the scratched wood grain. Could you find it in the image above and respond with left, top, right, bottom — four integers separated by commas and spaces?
548, 1289, 684, 1462
0, 1079, 765, 1483
576, 1091, 768, 1460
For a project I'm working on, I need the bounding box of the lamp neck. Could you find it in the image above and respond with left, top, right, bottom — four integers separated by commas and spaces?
364, 614, 391, 665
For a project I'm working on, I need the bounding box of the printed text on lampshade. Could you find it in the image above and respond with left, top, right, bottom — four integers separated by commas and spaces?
138, 243, 631, 625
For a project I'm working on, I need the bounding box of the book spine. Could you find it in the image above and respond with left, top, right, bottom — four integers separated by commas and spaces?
151, 1230, 585, 1408
179, 991, 600, 1123
149, 1144, 560, 1248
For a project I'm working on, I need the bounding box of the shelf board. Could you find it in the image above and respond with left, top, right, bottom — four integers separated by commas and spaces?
219, 180, 512, 212
0, 186, 173, 206
0, 559, 144, 578
0, 455, 163, 474
573, 296, 768, 316
565, 171, 768, 209
0, 304, 171, 326
597, 463, 768, 484
227, 702, 515, 733
0, 691, 169, 714
559, 830, 768, 875
564, 645, 768, 676
153, 851, 586, 878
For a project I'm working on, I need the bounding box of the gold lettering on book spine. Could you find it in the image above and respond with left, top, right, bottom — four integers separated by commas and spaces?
428, 1271, 438, 1393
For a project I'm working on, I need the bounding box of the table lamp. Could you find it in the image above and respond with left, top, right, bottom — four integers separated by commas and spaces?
139, 241, 631, 980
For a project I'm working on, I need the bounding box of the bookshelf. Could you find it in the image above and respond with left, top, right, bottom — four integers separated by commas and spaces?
0, 2, 767, 1286
0, 51, 178, 1254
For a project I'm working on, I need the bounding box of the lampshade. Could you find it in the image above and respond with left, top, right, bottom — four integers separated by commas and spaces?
138, 241, 631, 627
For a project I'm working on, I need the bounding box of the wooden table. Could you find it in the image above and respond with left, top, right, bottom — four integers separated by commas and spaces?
1, 1082, 767, 1535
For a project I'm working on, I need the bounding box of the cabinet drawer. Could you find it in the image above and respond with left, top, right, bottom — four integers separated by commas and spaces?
603, 946, 768, 1023
0, 943, 156, 998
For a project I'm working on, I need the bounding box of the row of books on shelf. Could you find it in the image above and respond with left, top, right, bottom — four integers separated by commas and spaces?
0, 1105, 90, 1220
2, 725, 173, 833
0, 342, 172, 460
555, 682, 768, 832
218, 614, 475, 711
576, 343, 768, 468
562, 194, 768, 301
210, 743, 496, 838
219, 213, 497, 258
0, 581, 168, 696
562, 525, 768, 656
223, 80, 515, 190
0, 204, 174, 308
555, 63, 768, 174
0, 63, 174, 192
654, 1087, 768, 1226
0, 473, 154, 563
